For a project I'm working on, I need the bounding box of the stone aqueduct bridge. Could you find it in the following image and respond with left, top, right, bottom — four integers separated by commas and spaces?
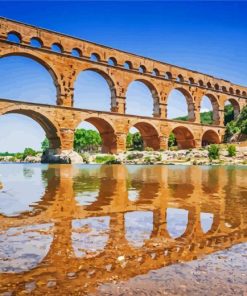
0, 17, 247, 152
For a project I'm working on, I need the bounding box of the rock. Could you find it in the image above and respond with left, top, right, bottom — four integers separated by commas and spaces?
41, 149, 83, 164
24, 155, 41, 163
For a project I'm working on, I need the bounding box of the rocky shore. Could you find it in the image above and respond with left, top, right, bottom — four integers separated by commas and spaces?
1, 146, 247, 165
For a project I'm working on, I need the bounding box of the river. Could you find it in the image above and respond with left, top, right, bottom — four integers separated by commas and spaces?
0, 164, 246, 295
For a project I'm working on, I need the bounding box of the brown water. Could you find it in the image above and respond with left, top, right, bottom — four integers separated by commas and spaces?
0, 164, 246, 295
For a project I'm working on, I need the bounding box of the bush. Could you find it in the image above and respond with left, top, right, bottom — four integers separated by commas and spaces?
227, 144, 236, 157
95, 155, 115, 164
208, 144, 220, 160
145, 147, 154, 152
22, 148, 37, 160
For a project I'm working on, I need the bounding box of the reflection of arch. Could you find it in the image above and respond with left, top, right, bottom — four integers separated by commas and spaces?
80, 117, 117, 153
171, 126, 195, 149
130, 121, 160, 150
201, 130, 220, 146
167, 87, 195, 121
0, 52, 60, 102
74, 68, 116, 110
200, 94, 220, 125
1, 109, 61, 149
126, 79, 160, 117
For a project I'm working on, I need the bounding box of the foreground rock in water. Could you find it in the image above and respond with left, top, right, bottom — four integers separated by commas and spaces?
41, 150, 83, 164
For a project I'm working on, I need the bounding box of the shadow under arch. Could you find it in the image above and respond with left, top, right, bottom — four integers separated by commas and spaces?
167, 87, 195, 121
129, 121, 161, 150
73, 67, 117, 111
78, 117, 117, 153
1, 109, 61, 149
224, 98, 241, 123
126, 78, 160, 117
0, 52, 60, 103
171, 126, 195, 149
201, 130, 220, 147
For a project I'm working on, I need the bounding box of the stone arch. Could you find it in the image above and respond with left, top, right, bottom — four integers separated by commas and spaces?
199, 94, 220, 125
0, 108, 61, 149
79, 116, 117, 153
73, 67, 117, 110
167, 87, 195, 121
129, 121, 161, 150
201, 130, 220, 146
224, 98, 240, 121
7, 31, 22, 43
171, 126, 195, 149
30, 37, 43, 48
0, 51, 60, 103
125, 79, 160, 117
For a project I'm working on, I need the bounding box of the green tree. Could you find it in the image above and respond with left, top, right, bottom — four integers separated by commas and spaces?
224, 104, 234, 125
74, 129, 102, 152
41, 138, 49, 151
22, 148, 37, 160
227, 144, 236, 157
208, 144, 220, 160
168, 132, 177, 147
132, 132, 143, 150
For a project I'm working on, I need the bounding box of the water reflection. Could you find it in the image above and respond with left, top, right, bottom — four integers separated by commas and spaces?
0, 164, 246, 295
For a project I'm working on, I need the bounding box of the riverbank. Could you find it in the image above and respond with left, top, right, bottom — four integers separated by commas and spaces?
0, 146, 247, 165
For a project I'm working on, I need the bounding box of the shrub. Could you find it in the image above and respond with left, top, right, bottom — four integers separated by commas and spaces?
22, 148, 37, 160
95, 155, 115, 164
227, 144, 236, 157
144, 156, 152, 163
208, 144, 220, 160
156, 155, 162, 161
145, 147, 154, 152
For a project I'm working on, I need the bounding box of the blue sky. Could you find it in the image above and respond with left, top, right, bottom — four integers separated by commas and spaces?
0, 1, 246, 152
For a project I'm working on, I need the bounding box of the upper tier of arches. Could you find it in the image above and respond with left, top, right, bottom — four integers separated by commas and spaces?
2, 25, 246, 99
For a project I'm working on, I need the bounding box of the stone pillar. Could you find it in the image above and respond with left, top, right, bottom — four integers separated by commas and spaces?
194, 104, 201, 123
159, 135, 168, 150
115, 132, 126, 153
56, 69, 77, 107
218, 109, 225, 126
153, 102, 167, 118
60, 128, 75, 151
111, 96, 126, 113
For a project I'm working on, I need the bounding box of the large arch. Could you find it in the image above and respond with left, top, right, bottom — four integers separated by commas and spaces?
171, 126, 195, 149
126, 79, 159, 117
167, 87, 195, 121
224, 98, 240, 125
73, 68, 116, 111
0, 109, 61, 149
0, 52, 59, 103
199, 94, 220, 125
128, 121, 160, 150
77, 117, 117, 153
201, 130, 220, 147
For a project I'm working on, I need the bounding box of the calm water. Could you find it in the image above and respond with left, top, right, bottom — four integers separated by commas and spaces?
0, 164, 246, 295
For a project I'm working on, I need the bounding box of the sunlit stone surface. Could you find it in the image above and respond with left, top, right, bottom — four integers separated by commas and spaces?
0, 164, 246, 295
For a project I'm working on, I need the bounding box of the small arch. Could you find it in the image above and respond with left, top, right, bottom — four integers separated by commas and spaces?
139, 65, 146, 74
7, 31, 22, 43
30, 37, 43, 48
152, 68, 159, 76
236, 89, 241, 95
71, 48, 82, 58
165, 72, 173, 80
198, 80, 204, 87
90, 53, 100, 62
171, 126, 195, 149
207, 82, 212, 89
123, 61, 132, 70
51, 43, 63, 53
242, 91, 247, 97
201, 130, 220, 146
222, 86, 227, 92
77, 117, 117, 153
214, 83, 220, 91
108, 57, 117, 66
128, 121, 160, 150
188, 77, 195, 85
229, 87, 234, 94
177, 74, 184, 83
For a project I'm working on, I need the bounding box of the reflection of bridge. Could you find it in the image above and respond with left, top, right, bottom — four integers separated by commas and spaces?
0, 17, 247, 154
0, 165, 246, 294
